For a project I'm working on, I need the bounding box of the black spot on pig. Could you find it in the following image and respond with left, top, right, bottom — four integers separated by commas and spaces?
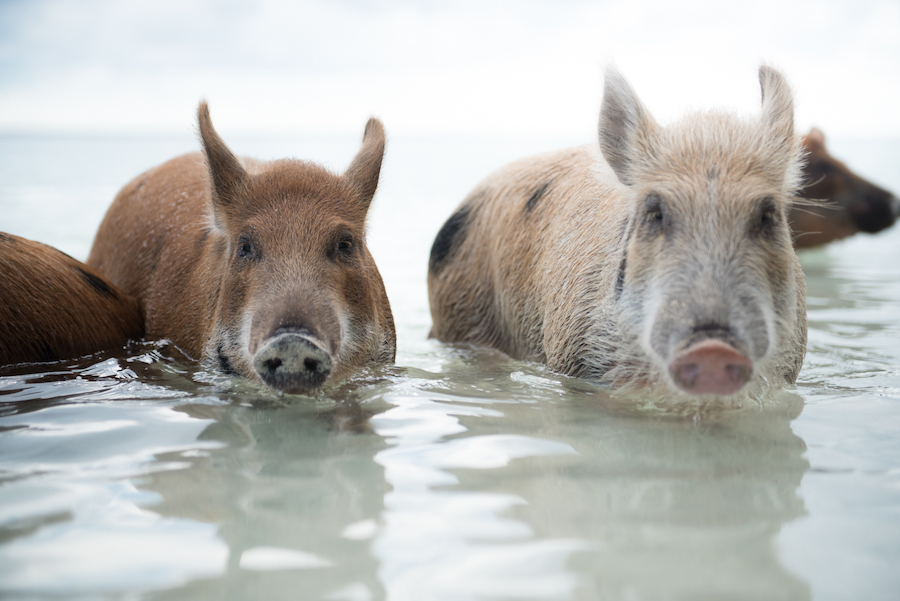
524, 181, 552, 214
429, 198, 480, 274
77, 267, 118, 299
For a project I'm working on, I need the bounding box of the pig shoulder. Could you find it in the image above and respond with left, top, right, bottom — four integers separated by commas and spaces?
87, 152, 215, 358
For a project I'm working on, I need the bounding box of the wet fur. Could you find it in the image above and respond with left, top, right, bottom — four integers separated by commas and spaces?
428, 67, 808, 402
0, 233, 143, 364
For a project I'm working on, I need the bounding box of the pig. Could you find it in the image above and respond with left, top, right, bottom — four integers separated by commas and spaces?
790, 127, 898, 248
428, 67, 808, 400
0, 232, 143, 365
87, 103, 395, 394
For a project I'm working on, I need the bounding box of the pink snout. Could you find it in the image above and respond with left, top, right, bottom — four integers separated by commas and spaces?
669, 340, 753, 396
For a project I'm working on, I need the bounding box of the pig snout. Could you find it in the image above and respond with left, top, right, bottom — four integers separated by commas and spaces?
849, 193, 899, 233
253, 327, 334, 394
669, 339, 753, 396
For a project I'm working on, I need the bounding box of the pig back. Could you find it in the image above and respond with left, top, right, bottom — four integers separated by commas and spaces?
87, 152, 217, 357
428, 145, 628, 375
0, 232, 143, 364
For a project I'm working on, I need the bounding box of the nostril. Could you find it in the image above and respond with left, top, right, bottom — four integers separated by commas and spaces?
264, 357, 282, 372
677, 363, 701, 388
303, 357, 319, 372
726, 364, 751, 385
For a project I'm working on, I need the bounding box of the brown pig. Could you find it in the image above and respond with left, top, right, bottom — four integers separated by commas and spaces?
0, 232, 143, 365
791, 127, 898, 248
87, 103, 395, 394
428, 67, 808, 400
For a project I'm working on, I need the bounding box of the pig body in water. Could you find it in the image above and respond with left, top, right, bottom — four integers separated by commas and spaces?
428, 67, 807, 402
88, 103, 395, 394
0, 232, 143, 365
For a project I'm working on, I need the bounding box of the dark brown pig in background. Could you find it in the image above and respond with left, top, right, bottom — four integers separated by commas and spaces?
0, 232, 143, 365
88, 103, 395, 394
791, 127, 898, 248
428, 67, 807, 402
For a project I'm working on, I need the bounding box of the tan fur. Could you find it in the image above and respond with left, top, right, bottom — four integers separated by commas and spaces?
429, 67, 808, 401
791, 127, 898, 248
0, 232, 143, 365
88, 103, 395, 392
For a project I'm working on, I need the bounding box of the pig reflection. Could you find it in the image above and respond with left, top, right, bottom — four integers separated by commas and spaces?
791, 128, 899, 248
88, 104, 395, 394
455, 390, 810, 599
140, 401, 387, 598
428, 67, 807, 401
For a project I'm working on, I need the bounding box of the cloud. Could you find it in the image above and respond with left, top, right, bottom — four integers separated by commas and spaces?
0, 0, 897, 137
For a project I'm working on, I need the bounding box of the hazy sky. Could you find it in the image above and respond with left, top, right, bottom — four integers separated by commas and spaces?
0, 0, 897, 138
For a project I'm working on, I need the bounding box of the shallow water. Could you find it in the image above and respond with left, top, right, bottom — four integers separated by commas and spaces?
1, 133, 899, 600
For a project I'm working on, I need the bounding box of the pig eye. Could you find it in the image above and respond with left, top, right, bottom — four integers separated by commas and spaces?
753, 197, 780, 239
334, 232, 355, 260
643, 194, 666, 233
237, 236, 256, 260
759, 198, 778, 225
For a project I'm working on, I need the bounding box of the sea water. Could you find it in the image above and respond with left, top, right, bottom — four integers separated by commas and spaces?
1, 133, 898, 600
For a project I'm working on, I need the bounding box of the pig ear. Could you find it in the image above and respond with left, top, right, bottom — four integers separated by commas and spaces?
344, 118, 385, 213
758, 67, 804, 190
598, 68, 657, 187
758, 66, 795, 146
198, 101, 248, 224
805, 127, 826, 148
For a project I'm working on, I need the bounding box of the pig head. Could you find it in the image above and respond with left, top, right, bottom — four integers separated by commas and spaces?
601, 67, 807, 396
791, 128, 898, 248
198, 105, 395, 393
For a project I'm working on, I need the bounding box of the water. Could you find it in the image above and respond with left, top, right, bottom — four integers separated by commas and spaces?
1, 132, 899, 600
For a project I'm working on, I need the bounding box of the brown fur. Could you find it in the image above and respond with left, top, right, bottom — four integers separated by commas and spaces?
428, 67, 808, 401
791, 127, 898, 248
0, 232, 143, 365
88, 103, 395, 393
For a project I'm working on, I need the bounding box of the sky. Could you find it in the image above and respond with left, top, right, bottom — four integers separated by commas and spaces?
0, 0, 898, 139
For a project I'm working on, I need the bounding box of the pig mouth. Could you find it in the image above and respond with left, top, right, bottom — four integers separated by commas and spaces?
668, 338, 753, 396
253, 328, 334, 394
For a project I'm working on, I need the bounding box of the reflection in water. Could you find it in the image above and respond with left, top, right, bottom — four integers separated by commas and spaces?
0, 351, 395, 599
366, 352, 811, 600
0, 396, 228, 594
530, 394, 810, 599
142, 394, 393, 601
0, 346, 813, 600
371, 392, 589, 599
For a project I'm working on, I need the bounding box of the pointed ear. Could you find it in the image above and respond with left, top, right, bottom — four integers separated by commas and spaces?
804, 126, 825, 149
758, 66, 804, 191
344, 118, 385, 213
758, 66, 795, 147
198, 101, 248, 225
598, 68, 657, 187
